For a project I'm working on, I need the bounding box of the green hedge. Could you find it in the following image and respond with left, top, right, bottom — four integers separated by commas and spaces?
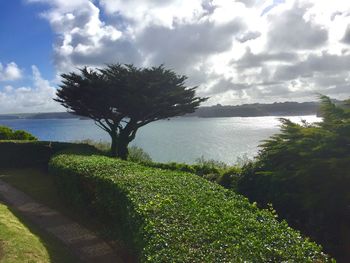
143, 161, 241, 189
49, 154, 331, 262
0, 141, 99, 168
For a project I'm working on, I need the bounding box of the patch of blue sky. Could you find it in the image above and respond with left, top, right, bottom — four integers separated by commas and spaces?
261, 0, 285, 16
0, 1, 55, 81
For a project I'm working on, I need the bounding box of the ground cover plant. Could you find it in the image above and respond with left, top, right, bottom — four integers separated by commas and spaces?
49, 153, 331, 262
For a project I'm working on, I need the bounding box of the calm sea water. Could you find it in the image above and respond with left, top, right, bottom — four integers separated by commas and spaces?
0, 116, 320, 164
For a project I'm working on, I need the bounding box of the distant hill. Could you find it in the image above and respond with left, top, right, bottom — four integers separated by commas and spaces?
0, 112, 80, 120
187, 101, 321, 118
0, 100, 345, 120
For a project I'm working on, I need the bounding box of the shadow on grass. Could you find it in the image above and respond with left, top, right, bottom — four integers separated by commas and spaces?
0, 168, 137, 263
8, 205, 79, 263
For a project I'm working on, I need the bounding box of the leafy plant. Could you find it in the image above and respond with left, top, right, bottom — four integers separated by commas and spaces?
0, 126, 37, 140
237, 95, 350, 261
49, 153, 331, 262
127, 145, 152, 163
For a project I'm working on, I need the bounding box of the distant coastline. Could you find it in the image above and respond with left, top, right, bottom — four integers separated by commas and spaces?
0, 100, 343, 120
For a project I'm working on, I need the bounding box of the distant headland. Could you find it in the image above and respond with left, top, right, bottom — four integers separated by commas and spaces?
0, 100, 345, 120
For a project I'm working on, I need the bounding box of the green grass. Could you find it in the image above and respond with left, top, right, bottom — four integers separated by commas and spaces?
0, 168, 134, 261
0, 202, 77, 263
49, 154, 332, 262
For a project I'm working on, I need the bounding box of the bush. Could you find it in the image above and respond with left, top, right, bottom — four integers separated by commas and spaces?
0, 126, 37, 140
73, 139, 110, 152
49, 153, 331, 262
141, 158, 242, 191
0, 141, 100, 168
127, 146, 152, 163
237, 96, 350, 261
195, 156, 228, 170
73, 140, 153, 163
216, 167, 241, 189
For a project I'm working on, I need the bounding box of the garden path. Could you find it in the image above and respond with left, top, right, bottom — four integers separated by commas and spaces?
0, 179, 123, 263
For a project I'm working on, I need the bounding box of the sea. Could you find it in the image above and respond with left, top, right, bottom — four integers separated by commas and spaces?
0, 115, 321, 165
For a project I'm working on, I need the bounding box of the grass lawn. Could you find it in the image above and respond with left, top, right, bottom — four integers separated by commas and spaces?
0, 168, 104, 233
0, 168, 133, 261
0, 202, 77, 263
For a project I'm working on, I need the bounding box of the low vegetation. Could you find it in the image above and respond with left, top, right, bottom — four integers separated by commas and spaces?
49, 153, 330, 262
0, 203, 76, 263
73, 139, 153, 163
0, 125, 37, 140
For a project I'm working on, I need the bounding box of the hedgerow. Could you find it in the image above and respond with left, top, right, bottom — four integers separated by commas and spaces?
49, 154, 331, 262
0, 141, 99, 167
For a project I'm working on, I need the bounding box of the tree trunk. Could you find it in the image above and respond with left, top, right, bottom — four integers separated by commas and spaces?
110, 133, 118, 157
117, 138, 129, 160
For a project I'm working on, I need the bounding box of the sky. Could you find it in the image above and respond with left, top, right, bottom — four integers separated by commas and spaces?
0, 0, 350, 113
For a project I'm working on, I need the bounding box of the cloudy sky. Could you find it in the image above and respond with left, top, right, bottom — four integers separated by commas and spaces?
1, 0, 350, 113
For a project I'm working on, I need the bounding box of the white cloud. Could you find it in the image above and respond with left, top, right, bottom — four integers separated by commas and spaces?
0, 66, 63, 113
25, 0, 350, 105
0, 62, 22, 81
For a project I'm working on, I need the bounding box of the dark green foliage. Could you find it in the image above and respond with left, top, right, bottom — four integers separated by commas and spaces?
49, 153, 331, 262
0, 126, 37, 140
127, 146, 153, 163
55, 64, 207, 159
0, 141, 99, 168
216, 167, 241, 189
237, 95, 350, 261
141, 160, 241, 190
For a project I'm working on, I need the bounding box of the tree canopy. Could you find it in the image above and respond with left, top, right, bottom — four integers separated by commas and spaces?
55, 64, 207, 158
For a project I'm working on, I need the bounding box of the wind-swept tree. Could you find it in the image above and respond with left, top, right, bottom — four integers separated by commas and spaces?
55, 64, 207, 159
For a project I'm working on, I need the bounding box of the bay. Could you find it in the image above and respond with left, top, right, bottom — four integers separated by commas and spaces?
0, 115, 320, 164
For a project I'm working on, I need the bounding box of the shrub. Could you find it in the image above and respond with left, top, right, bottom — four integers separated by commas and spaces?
73, 140, 153, 163
141, 159, 242, 191
0, 126, 37, 140
73, 139, 110, 152
127, 146, 152, 163
216, 167, 241, 189
237, 96, 350, 261
195, 156, 228, 170
49, 153, 331, 262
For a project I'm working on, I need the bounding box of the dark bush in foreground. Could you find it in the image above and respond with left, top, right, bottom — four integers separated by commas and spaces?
49, 154, 331, 262
237, 96, 350, 261
0, 126, 37, 140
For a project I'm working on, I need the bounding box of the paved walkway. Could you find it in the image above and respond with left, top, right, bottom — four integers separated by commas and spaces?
0, 179, 124, 263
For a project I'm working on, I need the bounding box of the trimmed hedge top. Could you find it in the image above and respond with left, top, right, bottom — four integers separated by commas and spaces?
49, 154, 331, 262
